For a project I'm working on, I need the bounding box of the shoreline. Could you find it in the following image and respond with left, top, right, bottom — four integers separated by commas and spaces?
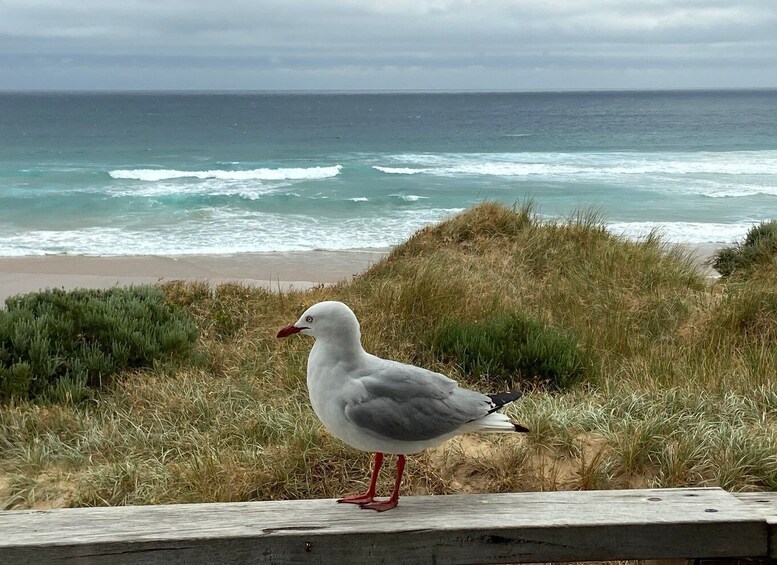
0, 243, 720, 306
0, 250, 389, 305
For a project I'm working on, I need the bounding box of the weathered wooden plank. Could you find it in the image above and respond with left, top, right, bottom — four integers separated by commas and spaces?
733, 492, 777, 559
733, 492, 777, 517
0, 487, 768, 565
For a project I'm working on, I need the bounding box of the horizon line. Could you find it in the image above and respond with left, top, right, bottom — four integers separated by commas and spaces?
1, 86, 776, 95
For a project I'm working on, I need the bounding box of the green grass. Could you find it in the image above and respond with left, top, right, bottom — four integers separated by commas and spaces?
1, 202, 776, 510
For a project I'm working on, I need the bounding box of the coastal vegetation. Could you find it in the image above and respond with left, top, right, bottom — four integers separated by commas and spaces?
0, 287, 197, 403
1, 202, 776, 509
429, 313, 590, 389
713, 220, 777, 278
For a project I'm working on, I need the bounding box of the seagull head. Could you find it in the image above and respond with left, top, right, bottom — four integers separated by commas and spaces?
276, 300, 361, 342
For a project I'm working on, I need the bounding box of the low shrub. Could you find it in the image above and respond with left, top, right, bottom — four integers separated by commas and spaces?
0, 286, 198, 402
713, 220, 777, 277
428, 313, 591, 389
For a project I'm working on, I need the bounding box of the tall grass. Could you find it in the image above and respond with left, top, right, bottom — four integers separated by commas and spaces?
1, 202, 776, 510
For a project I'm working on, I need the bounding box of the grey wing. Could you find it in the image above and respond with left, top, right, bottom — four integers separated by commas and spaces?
344, 360, 493, 442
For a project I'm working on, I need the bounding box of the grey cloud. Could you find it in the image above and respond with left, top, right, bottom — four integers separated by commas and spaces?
0, 0, 774, 89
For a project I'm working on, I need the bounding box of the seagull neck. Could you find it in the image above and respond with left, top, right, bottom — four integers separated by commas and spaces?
314, 329, 365, 361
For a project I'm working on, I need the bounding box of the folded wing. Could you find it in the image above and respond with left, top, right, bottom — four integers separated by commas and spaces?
343, 359, 494, 442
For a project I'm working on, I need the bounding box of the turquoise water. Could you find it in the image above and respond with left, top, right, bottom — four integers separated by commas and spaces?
1, 90, 775, 256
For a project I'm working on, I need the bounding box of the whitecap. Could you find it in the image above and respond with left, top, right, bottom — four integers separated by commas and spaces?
108, 165, 342, 182
684, 181, 777, 199
373, 166, 429, 175
378, 151, 777, 179
606, 221, 754, 244
391, 194, 429, 202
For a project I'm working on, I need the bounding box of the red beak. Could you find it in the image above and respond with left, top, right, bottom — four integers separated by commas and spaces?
277, 324, 303, 338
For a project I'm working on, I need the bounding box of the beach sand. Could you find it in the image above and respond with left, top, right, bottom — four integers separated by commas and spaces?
0, 250, 388, 306
680, 242, 721, 279
0, 243, 720, 307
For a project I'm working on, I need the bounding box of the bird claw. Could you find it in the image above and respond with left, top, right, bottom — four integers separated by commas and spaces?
358, 499, 398, 512
337, 493, 375, 504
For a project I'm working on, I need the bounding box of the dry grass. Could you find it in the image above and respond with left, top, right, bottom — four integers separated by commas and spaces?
1, 202, 776, 510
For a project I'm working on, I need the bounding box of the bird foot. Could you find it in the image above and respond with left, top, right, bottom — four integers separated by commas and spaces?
359, 499, 398, 512
337, 493, 375, 505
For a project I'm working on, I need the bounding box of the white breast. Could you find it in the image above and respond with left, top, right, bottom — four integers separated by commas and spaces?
306, 342, 451, 454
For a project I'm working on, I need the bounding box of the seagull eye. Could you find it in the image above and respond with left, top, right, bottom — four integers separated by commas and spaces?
305, 316, 313, 323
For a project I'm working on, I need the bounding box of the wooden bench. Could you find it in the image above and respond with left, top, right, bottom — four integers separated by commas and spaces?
1, 487, 775, 564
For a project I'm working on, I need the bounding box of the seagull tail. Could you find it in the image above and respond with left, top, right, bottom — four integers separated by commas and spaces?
469, 412, 530, 434
474, 391, 530, 433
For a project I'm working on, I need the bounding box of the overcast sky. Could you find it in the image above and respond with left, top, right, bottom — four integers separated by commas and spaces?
1, 0, 775, 91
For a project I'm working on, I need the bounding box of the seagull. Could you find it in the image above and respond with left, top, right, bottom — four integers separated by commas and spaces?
277, 300, 529, 512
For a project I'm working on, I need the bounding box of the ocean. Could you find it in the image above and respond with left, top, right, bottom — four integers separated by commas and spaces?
1, 90, 775, 256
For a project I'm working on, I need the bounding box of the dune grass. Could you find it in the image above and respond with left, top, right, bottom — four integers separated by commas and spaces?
1, 202, 776, 510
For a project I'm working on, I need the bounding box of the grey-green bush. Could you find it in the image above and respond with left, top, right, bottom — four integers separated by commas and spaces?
713, 220, 777, 277
429, 313, 591, 389
0, 286, 198, 402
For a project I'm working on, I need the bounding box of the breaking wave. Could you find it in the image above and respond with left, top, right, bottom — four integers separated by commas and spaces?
606, 221, 754, 244
109, 165, 342, 182
373, 151, 777, 179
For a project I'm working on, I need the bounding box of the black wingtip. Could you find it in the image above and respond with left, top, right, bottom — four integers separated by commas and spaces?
487, 391, 529, 432
487, 390, 523, 412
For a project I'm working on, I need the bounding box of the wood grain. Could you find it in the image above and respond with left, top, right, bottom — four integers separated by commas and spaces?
0, 487, 769, 564
732, 491, 777, 559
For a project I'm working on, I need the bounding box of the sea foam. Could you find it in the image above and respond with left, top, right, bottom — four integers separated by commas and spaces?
0, 216, 751, 257
372, 166, 429, 175
109, 165, 342, 182
391, 194, 429, 202
607, 221, 753, 244
0, 208, 464, 256
375, 151, 777, 178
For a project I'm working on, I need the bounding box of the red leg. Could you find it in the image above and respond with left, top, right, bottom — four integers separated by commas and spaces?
360, 454, 405, 512
338, 452, 383, 505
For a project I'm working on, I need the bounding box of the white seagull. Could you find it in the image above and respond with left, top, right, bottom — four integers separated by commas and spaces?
277, 300, 529, 512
